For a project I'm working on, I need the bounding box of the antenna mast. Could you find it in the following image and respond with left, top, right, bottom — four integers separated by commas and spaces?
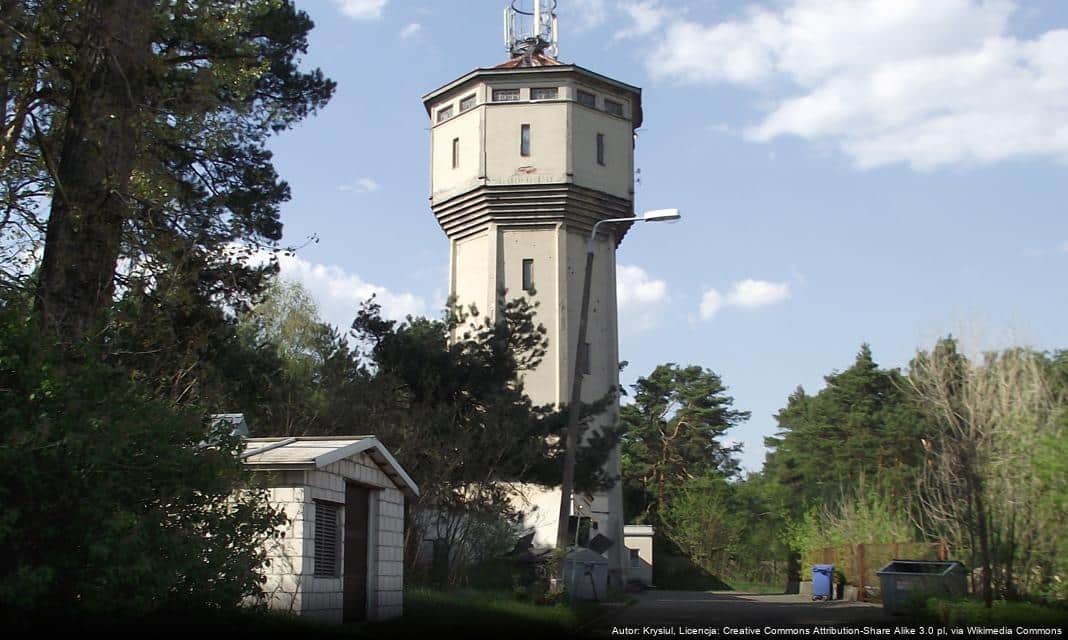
504, 0, 559, 59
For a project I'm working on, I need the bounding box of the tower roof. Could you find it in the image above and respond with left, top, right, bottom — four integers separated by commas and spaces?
493, 51, 563, 68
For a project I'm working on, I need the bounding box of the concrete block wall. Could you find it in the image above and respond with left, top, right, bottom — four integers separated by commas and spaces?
375, 485, 405, 620
254, 451, 408, 624
260, 486, 306, 613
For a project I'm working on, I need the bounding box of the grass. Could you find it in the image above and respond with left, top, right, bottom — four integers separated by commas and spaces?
907, 596, 1068, 627
7, 606, 359, 638
366, 587, 604, 638
10, 589, 607, 639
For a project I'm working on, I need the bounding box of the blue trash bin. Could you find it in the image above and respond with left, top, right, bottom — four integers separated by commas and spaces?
812, 564, 834, 600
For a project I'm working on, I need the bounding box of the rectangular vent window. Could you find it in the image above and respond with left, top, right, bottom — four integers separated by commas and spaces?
314, 500, 340, 577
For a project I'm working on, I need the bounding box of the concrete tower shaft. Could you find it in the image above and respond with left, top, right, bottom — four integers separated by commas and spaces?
422, 61, 642, 588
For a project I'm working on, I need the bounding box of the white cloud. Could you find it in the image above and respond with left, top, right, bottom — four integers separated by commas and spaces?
699, 278, 791, 319
332, 0, 386, 21
645, 1, 1068, 170
616, 264, 668, 333
568, 0, 609, 32
338, 177, 380, 193
614, 2, 672, 41
399, 22, 423, 40
725, 279, 791, 308
276, 252, 426, 329
699, 288, 723, 320
1058, 241, 1068, 254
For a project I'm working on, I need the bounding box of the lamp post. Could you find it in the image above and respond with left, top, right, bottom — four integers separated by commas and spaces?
555, 208, 681, 555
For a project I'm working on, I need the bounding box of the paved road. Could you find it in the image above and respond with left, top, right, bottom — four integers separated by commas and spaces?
589, 590, 891, 635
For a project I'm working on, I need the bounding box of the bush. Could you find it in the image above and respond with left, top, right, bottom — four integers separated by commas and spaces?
0, 309, 284, 621
784, 485, 915, 569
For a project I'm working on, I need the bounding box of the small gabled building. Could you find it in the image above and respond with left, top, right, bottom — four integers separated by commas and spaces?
242, 436, 418, 623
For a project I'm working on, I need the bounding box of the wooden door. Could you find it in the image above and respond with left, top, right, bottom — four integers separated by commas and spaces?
343, 484, 370, 622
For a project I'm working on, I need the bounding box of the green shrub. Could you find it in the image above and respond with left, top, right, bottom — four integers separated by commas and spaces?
919, 596, 1068, 627
0, 309, 284, 620
784, 485, 915, 569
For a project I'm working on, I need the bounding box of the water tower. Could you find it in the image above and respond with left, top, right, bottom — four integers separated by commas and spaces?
421, 0, 642, 588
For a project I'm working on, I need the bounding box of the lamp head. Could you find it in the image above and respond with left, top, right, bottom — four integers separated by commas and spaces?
641, 208, 681, 223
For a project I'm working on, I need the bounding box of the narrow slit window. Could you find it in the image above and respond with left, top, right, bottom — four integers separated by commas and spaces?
596, 133, 605, 166
522, 259, 534, 293
520, 124, 531, 157
313, 500, 340, 577
452, 137, 459, 169
580, 342, 591, 375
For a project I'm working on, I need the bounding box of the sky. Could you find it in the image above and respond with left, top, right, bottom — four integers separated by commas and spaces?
268, 0, 1068, 473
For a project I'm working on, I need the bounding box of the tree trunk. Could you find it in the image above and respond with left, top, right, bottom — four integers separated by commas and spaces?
35, 0, 152, 346
971, 474, 994, 609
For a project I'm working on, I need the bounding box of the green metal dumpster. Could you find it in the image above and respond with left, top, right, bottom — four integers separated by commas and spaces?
876, 560, 967, 614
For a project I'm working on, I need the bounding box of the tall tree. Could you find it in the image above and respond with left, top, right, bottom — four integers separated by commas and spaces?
35, 0, 153, 342
909, 339, 1062, 607
620, 363, 749, 525
762, 344, 929, 514
1, 1, 334, 345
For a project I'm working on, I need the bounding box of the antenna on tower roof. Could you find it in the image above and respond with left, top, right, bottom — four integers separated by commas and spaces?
504, 0, 559, 59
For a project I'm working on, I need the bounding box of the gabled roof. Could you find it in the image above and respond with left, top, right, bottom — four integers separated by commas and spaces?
211, 413, 249, 437
242, 436, 419, 498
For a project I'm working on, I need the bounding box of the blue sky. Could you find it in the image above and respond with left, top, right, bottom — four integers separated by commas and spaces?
269, 0, 1068, 472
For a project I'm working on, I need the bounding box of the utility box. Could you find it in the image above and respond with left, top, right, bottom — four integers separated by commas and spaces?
812, 564, 834, 600
876, 560, 968, 615
564, 548, 609, 601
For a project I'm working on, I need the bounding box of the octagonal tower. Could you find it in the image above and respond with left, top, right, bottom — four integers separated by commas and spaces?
421, 0, 641, 588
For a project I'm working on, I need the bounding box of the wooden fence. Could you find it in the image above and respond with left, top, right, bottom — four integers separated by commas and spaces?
808, 542, 948, 601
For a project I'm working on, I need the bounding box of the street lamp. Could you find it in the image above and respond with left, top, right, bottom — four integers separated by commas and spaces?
555, 208, 681, 554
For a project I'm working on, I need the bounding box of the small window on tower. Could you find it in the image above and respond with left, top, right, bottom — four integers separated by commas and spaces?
437, 105, 454, 123
492, 88, 520, 102
596, 133, 605, 166
580, 342, 591, 375
531, 87, 558, 100
520, 124, 531, 157
452, 137, 459, 169
459, 94, 476, 112
522, 259, 534, 293
577, 89, 596, 108
604, 99, 623, 116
